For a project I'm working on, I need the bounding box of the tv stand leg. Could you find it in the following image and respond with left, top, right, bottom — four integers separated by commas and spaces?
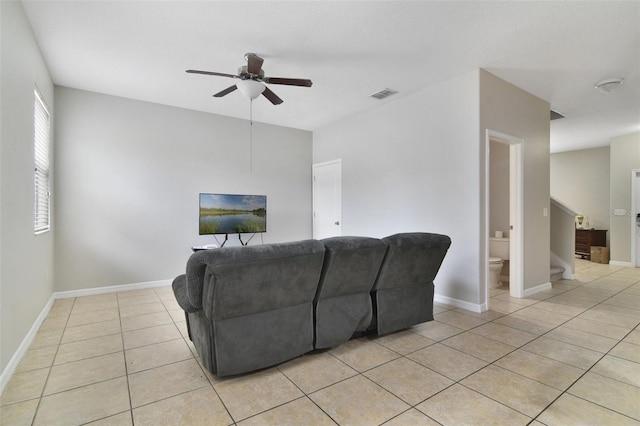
238, 233, 257, 246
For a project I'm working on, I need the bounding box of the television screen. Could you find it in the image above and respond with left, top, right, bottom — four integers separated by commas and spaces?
199, 193, 267, 235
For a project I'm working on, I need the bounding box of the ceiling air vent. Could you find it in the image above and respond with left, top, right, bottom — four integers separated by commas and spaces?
370, 88, 398, 100
550, 110, 565, 121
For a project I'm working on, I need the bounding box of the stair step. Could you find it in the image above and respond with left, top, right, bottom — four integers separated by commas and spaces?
550, 265, 565, 282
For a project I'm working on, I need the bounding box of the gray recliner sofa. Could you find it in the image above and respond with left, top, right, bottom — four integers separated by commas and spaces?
172, 232, 450, 376
313, 236, 387, 349
172, 239, 325, 377
370, 232, 451, 335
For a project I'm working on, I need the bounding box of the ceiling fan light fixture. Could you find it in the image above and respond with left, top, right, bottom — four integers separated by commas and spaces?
187, 53, 311, 105
236, 79, 265, 100
594, 78, 624, 93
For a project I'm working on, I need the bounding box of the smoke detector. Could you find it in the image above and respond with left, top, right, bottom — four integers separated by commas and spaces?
594, 78, 624, 93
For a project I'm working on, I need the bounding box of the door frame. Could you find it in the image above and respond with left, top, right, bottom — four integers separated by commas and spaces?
484, 130, 524, 307
631, 169, 640, 267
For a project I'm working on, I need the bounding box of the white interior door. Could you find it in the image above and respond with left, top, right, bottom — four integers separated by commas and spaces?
313, 159, 342, 239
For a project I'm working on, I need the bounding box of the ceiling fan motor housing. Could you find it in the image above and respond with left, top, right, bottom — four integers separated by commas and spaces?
238, 65, 265, 80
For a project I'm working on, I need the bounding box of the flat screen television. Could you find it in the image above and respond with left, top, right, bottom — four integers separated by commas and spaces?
199, 193, 267, 235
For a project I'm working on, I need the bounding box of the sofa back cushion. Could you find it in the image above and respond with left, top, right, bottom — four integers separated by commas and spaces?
315, 236, 387, 300
373, 232, 451, 291
200, 239, 325, 320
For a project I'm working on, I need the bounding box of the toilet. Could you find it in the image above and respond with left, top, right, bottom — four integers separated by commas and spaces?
489, 237, 510, 288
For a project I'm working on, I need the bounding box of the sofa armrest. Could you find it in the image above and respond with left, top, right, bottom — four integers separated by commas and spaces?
172, 274, 199, 313
172, 249, 215, 311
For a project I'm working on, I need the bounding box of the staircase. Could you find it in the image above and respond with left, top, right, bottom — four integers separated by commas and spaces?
550, 197, 577, 281
550, 265, 565, 282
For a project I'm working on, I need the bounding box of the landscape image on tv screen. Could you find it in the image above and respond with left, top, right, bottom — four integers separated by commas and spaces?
199, 193, 267, 235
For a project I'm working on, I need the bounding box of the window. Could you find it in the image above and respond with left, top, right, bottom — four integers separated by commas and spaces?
34, 87, 50, 234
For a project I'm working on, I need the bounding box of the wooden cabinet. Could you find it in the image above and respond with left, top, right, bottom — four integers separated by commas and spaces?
575, 229, 607, 260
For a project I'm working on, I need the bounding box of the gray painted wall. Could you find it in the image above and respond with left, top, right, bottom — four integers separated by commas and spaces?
54, 87, 313, 291
1, 0, 55, 374
479, 69, 551, 294
490, 140, 510, 239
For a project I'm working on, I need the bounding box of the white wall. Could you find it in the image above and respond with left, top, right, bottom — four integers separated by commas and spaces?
314, 70, 482, 307
550, 134, 640, 264
0, 1, 55, 374
54, 87, 313, 291
610, 132, 640, 264
314, 69, 550, 309
550, 147, 610, 236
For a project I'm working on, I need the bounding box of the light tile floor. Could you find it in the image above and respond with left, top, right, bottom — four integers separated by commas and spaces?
2, 259, 639, 425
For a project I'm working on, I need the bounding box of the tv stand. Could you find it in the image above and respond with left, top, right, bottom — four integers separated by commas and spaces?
213, 233, 257, 247
191, 233, 256, 252
238, 233, 257, 246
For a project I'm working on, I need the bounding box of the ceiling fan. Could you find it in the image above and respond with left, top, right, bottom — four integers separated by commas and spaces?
186, 53, 312, 105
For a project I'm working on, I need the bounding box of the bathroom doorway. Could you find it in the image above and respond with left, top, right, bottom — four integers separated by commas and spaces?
484, 130, 524, 308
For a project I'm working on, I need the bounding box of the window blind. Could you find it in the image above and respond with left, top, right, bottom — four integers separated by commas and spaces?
34, 88, 50, 234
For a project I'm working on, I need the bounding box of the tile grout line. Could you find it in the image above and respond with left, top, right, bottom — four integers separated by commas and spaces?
413, 265, 640, 423
5, 264, 638, 425
117, 291, 136, 425
29, 296, 77, 426
157, 284, 237, 425
502, 265, 640, 422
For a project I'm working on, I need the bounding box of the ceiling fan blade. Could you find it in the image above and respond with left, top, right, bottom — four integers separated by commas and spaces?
246, 53, 264, 75
186, 69, 237, 79
262, 87, 283, 105
213, 85, 238, 97
264, 77, 313, 87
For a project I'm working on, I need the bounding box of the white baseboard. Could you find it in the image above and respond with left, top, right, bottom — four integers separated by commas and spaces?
523, 281, 552, 297
0, 279, 173, 395
609, 260, 634, 267
53, 279, 172, 299
434, 294, 483, 313
0, 296, 55, 396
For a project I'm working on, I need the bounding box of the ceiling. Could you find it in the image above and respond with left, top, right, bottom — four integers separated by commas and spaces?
21, 1, 640, 153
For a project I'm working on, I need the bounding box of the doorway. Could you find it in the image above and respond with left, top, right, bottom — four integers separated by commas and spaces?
631, 169, 640, 267
485, 130, 524, 308
313, 159, 342, 239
